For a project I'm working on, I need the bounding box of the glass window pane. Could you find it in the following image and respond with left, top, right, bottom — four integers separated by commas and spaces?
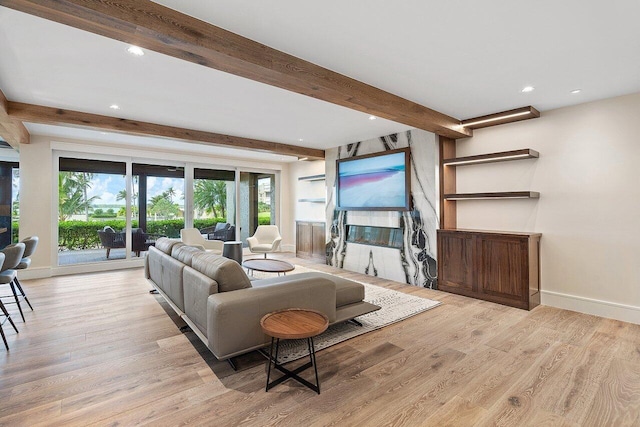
133, 164, 185, 249
239, 172, 276, 245
193, 168, 236, 241
58, 158, 127, 265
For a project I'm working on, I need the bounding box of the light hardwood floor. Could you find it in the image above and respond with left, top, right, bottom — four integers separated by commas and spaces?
1, 256, 640, 426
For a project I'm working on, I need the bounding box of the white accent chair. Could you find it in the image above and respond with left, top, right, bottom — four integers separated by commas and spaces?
180, 228, 223, 254
247, 225, 282, 258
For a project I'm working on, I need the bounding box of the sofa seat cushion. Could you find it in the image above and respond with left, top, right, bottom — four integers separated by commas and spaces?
171, 244, 203, 266
252, 272, 364, 308
333, 276, 365, 307
191, 252, 252, 292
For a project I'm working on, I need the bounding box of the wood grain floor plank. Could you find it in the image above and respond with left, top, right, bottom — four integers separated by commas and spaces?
2, 256, 640, 425
422, 395, 487, 426
582, 357, 640, 426
475, 341, 578, 426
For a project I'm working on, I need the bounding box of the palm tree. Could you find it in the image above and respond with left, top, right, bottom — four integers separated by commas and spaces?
58, 172, 99, 221
193, 180, 227, 219
164, 186, 177, 203
148, 193, 179, 219
79, 172, 94, 219
116, 189, 138, 217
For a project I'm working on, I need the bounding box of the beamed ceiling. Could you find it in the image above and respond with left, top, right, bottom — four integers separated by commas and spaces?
0, 1, 638, 161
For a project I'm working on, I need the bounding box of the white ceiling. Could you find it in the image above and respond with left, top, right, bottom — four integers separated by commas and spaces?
1, 1, 639, 161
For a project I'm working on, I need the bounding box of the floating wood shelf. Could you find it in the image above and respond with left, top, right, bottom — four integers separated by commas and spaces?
444, 192, 540, 200
462, 106, 540, 130
298, 198, 326, 203
298, 174, 325, 182
443, 149, 539, 166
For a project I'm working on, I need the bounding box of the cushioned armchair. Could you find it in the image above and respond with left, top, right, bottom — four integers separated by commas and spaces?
247, 225, 282, 258
209, 223, 236, 242
131, 228, 156, 257
97, 226, 125, 258
180, 228, 223, 254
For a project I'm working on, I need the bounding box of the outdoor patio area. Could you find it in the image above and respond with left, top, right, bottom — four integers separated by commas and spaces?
57, 248, 140, 265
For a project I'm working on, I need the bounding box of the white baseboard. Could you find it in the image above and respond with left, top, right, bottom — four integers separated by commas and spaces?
17, 267, 51, 280
281, 244, 295, 253
541, 290, 640, 325
17, 259, 146, 280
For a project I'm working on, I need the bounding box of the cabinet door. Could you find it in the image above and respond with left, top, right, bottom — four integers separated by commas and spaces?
438, 232, 475, 292
311, 222, 326, 260
477, 235, 528, 304
296, 222, 312, 257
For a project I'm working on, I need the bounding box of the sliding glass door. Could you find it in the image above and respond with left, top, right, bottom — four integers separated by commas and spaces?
192, 168, 236, 239
0, 161, 19, 248
133, 163, 185, 256
55, 154, 279, 266
239, 172, 276, 244
58, 158, 126, 265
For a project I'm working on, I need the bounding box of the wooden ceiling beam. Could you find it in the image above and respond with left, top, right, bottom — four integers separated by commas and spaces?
8, 102, 325, 160
0, 0, 471, 139
0, 88, 29, 148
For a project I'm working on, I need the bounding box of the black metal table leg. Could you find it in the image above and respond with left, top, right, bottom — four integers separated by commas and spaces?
265, 336, 321, 394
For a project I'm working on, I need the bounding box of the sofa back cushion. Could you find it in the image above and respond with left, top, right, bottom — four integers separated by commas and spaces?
155, 237, 182, 255
171, 244, 203, 267
183, 266, 219, 337
191, 252, 251, 293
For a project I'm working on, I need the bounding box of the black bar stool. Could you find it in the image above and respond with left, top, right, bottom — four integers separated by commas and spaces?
0, 243, 27, 322
0, 252, 19, 350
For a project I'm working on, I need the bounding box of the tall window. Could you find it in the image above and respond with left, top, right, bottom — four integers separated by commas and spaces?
0, 161, 18, 248
193, 168, 236, 237
58, 158, 126, 265
239, 172, 276, 244
133, 163, 185, 242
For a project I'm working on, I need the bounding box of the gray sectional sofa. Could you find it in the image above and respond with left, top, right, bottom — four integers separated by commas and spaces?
145, 238, 380, 364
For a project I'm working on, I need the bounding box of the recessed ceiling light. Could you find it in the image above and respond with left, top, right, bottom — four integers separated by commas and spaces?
298, 138, 304, 142
369, 115, 376, 120
521, 86, 535, 93
100, 132, 108, 135
570, 89, 582, 94
109, 104, 120, 110
127, 45, 144, 56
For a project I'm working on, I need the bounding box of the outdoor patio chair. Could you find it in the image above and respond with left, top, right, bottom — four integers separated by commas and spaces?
209, 223, 236, 242
97, 226, 125, 258
131, 228, 156, 257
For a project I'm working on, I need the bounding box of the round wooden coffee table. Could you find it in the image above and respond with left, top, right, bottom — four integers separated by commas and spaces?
242, 259, 295, 276
260, 308, 329, 394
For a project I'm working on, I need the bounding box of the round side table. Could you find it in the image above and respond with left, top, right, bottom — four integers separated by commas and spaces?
260, 308, 329, 394
222, 241, 243, 264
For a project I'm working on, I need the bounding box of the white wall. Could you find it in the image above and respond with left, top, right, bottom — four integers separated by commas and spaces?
290, 160, 326, 221
18, 136, 52, 276
456, 92, 640, 323
285, 160, 325, 253
17, 135, 290, 278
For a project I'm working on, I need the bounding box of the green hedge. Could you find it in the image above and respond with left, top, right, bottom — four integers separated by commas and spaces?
12, 218, 226, 250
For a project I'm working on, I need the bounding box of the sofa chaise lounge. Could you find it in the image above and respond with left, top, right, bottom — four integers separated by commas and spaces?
145, 238, 380, 366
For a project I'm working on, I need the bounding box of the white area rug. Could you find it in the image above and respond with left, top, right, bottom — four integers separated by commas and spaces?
252, 265, 441, 362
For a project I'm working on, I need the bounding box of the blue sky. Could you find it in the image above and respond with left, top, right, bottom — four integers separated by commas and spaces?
86, 174, 185, 207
